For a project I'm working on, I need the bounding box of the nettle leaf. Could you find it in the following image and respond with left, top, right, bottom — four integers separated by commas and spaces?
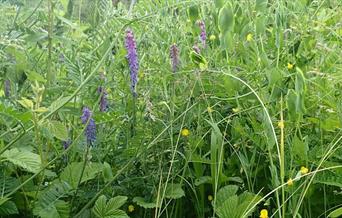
1, 148, 41, 173
165, 183, 185, 199
47, 121, 68, 141
92, 195, 128, 218
60, 162, 104, 189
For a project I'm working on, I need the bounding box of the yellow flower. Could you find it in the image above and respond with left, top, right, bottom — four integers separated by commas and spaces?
277, 121, 284, 129
209, 34, 216, 41
207, 107, 214, 113
181, 128, 190, 137
128, 205, 135, 213
287, 178, 294, 186
260, 209, 268, 218
246, 33, 253, 42
300, 166, 309, 175
208, 195, 213, 201
232, 108, 240, 113
287, 63, 294, 70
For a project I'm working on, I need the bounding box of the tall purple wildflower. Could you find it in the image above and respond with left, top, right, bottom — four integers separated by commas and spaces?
125, 29, 139, 97
193, 44, 201, 54
170, 44, 180, 73
197, 20, 206, 48
4, 79, 10, 97
98, 86, 108, 112
63, 139, 71, 150
81, 107, 96, 145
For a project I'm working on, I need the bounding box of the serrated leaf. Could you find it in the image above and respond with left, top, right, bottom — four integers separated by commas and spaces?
92, 195, 129, 218
1, 148, 41, 173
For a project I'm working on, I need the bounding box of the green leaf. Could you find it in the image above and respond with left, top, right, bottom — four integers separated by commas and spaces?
92, 195, 129, 218
48, 121, 68, 141
328, 207, 342, 218
1, 148, 41, 173
216, 195, 238, 218
165, 183, 185, 199
133, 197, 158, 209
26, 71, 47, 83
60, 162, 104, 189
102, 162, 114, 182
292, 135, 308, 161
255, 0, 268, 12
188, 5, 199, 23
215, 185, 238, 208
0, 200, 19, 215
218, 5, 234, 33
214, 0, 225, 8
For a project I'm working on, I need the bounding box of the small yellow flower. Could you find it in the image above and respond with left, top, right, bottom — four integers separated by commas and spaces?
287, 178, 293, 186
207, 107, 214, 113
209, 34, 216, 41
246, 33, 253, 42
277, 121, 284, 129
128, 205, 135, 213
208, 195, 213, 201
181, 128, 190, 137
300, 166, 309, 175
287, 63, 294, 70
260, 209, 268, 218
232, 108, 240, 113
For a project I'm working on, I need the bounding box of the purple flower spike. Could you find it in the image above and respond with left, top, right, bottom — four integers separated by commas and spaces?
197, 20, 206, 48
63, 139, 71, 149
193, 44, 201, 54
81, 107, 96, 145
98, 86, 108, 112
170, 44, 180, 73
125, 29, 139, 97
4, 79, 10, 97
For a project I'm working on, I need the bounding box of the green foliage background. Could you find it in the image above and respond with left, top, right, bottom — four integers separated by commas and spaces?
0, 0, 342, 217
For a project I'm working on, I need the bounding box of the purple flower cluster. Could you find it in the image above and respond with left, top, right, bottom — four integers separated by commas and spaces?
192, 44, 201, 54
81, 107, 96, 145
170, 44, 180, 73
125, 29, 139, 97
98, 86, 108, 112
4, 79, 10, 97
63, 139, 71, 149
197, 20, 206, 48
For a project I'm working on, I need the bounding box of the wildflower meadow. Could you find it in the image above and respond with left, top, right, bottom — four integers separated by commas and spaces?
0, 0, 341, 217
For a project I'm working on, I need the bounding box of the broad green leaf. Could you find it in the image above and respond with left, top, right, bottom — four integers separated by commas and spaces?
165, 183, 185, 199
102, 162, 114, 182
17, 97, 34, 110
133, 197, 158, 209
292, 135, 308, 161
256, 0, 268, 12
48, 121, 68, 141
214, 0, 225, 8
92, 195, 129, 218
107, 196, 128, 211
218, 5, 234, 33
188, 5, 199, 23
26, 71, 47, 83
0, 200, 19, 215
1, 148, 41, 173
215, 185, 238, 208
216, 195, 238, 218
328, 207, 342, 218
60, 162, 104, 189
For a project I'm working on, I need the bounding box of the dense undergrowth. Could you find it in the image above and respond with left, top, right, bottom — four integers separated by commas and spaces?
0, 0, 342, 217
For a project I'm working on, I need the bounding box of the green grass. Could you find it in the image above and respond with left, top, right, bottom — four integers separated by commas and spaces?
0, 0, 342, 217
